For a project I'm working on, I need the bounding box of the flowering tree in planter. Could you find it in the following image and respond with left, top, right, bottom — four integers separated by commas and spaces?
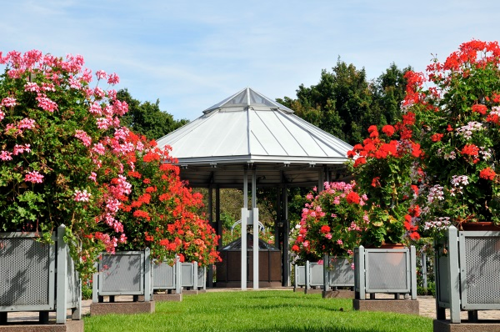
100, 129, 221, 266
0, 50, 128, 275
292, 182, 367, 261
347, 118, 422, 247
0, 50, 220, 279
404, 40, 500, 230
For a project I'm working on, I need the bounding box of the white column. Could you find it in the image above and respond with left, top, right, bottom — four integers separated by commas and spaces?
252, 168, 259, 290
241, 168, 248, 290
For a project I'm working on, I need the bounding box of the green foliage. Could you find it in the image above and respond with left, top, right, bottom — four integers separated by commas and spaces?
417, 282, 435, 297
117, 89, 187, 140
82, 282, 93, 300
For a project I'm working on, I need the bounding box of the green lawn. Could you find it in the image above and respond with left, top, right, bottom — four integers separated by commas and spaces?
83, 290, 432, 332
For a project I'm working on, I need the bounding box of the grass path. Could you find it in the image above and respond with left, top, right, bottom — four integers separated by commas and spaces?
84, 291, 432, 331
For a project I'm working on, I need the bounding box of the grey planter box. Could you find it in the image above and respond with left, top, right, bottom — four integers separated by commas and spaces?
152, 256, 182, 294
93, 248, 152, 302
354, 245, 417, 300
294, 262, 322, 290
436, 226, 500, 323
0, 225, 81, 324
294, 264, 306, 288
180, 262, 206, 290
324, 256, 354, 289
294, 258, 354, 291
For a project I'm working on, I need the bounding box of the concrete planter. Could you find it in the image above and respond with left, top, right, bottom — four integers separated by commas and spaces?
91, 249, 154, 315
294, 258, 354, 298
323, 256, 354, 298
293, 261, 322, 293
0, 225, 81, 327
153, 257, 181, 293
434, 226, 500, 331
181, 262, 206, 294
353, 245, 418, 315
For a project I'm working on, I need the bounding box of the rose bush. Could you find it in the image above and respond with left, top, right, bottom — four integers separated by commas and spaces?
404, 40, 500, 232
292, 181, 367, 260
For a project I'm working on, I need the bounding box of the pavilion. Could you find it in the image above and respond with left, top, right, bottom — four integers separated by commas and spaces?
156, 87, 352, 289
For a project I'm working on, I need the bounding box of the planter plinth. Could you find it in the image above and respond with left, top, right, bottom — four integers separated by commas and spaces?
0, 320, 84, 332
304, 288, 322, 294
153, 293, 182, 302
323, 290, 354, 299
353, 299, 419, 315
434, 320, 500, 332
90, 301, 155, 316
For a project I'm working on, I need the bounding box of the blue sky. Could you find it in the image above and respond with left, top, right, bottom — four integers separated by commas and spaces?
2, 0, 500, 121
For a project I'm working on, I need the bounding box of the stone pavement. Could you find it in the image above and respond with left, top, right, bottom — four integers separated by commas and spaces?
417, 295, 500, 320
4, 291, 500, 323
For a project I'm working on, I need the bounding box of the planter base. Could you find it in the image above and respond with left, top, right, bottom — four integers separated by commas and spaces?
353, 299, 419, 315
304, 288, 323, 294
434, 320, 500, 332
154, 293, 182, 301
0, 320, 84, 332
90, 301, 155, 316
323, 290, 354, 299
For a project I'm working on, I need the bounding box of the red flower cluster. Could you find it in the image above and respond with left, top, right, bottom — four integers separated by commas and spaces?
480, 167, 496, 180
348, 115, 421, 167
461, 144, 479, 157
320, 225, 331, 234
472, 104, 487, 115
346, 192, 360, 204
431, 133, 444, 142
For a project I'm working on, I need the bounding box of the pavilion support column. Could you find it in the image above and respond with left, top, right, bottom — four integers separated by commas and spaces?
207, 186, 214, 288
241, 168, 248, 290
252, 168, 259, 290
318, 168, 325, 192
324, 165, 331, 184
216, 186, 221, 249
275, 185, 282, 250
282, 183, 290, 287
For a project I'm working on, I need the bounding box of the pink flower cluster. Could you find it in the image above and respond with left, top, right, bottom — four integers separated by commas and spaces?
13, 144, 31, 155
75, 130, 92, 147
74, 189, 91, 202
25, 171, 44, 183
1, 97, 16, 107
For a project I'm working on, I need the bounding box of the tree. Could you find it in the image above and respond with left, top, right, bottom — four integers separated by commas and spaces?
372, 63, 412, 127
278, 60, 411, 146
117, 89, 187, 140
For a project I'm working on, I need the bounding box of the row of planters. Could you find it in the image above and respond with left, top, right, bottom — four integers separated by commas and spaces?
291, 40, 500, 329
0, 51, 220, 328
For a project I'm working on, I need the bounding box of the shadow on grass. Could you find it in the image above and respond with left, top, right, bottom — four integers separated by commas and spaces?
243, 326, 384, 332
244, 303, 348, 312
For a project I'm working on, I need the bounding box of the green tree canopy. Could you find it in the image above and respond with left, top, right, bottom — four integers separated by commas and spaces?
278, 60, 411, 145
117, 89, 188, 140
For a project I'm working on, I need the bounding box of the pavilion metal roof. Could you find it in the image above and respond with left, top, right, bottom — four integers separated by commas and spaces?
156, 88, 353, 187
